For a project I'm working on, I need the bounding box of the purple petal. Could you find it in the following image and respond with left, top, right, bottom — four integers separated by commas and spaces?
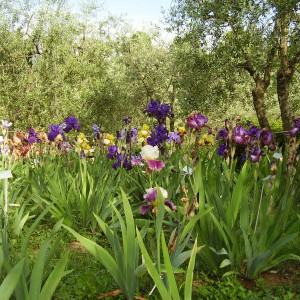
234, 126, 247, 136
112, 160, 121, 169
27, 136, 36, 144
232, 135, 244, 144
140, 205, 150, 215
249, 155, 260, 163
261, 131, 273, 145
249, 147, 265, 163
143, 188, 157, 202
165, 200, 177, 211
47, 131, 57, 141
289, 127, 299, 137
294, 117, 300, 129
131, 156, 143, 166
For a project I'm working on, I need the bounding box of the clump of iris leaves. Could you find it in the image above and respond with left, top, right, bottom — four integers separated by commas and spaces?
0, 100, 299, 300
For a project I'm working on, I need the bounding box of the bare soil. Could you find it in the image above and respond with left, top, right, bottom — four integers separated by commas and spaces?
238, 264, 300, 292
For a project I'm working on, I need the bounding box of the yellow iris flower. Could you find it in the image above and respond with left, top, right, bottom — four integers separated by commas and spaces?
199, 134, 214, 146
103, 133, 115, 145
76, 133, 91, 151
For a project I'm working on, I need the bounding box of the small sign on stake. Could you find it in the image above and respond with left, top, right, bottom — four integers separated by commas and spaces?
0, 170, 12, 179
0, 170, 13, 220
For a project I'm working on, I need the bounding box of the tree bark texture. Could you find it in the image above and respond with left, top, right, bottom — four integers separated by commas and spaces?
252, 79, 271, 129
276, 68, 293, 131
240, 46, 275, 130
276, 13, 296, 132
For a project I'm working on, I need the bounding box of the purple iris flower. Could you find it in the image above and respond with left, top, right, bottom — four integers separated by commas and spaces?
247, 126, 262, 138
144, 100, 160, 115
140, 205, 151, 215
122, 116, 132, 124
144, 100, 174, 123
234, 126, 247, 136
92, 124, 100, 135
232, 126, 247, 144
27, 136, 36, 144
156, 124, 168, 139
260, 131, 273, 146
143, 188, 158, 202
110, 150, 132, 171
107, 145, 118, 159
167, 132, 181, 143
217, 144, 230, 156
47, 124, 63, 141
116, 130, 121, 140
1, 120, 12, 128
119, 129, 126, 140
131, 156, 143, 166
123, 156, 132, 171
249, 148, 265, 163
120, 127, 138, 143
147, 124, 169, 147
186, 113, 208, 130
160, 104, 174, 118
240, 152, 247, 164
289, 117, 300, 137
131, 127, 138, 141
147, 135, 160, 147
112, 154, 122, 169
140, 187, 177, 215
26, 129, 41, 144
63, 116, 80, 133
216, 128, 228, 141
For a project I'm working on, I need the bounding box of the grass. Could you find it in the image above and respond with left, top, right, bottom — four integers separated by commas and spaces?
51, 229, 119, 300
4, 198, 300, 299
53, 249, 116, 300
42, 227, 300, 299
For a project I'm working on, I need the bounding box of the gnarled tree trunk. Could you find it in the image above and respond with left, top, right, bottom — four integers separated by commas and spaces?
277, 68, 293, 131
252, 78, 271, 129
276, 14, 300, 131
240, 46, 275, 129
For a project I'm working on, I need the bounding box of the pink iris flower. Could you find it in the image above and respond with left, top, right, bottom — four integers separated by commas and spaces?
146, 159, 165, 171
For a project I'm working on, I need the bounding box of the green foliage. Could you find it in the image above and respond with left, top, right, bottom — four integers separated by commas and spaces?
64, 189, 147, 300
135, 185, 210, 299
137, 228, 200, 299
1, 102, 300, 299
167, 0, 300, 129
190, 153, 300, 278
26, 153, 121, 231
1, 0, 300, 131
196, 275, 249, 299
53, 249, 115, 300
0, 258, 25, 300
0, 205, 71, 300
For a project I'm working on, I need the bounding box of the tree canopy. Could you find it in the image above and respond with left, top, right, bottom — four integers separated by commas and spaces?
167, 0, 300, 130
0, 0, 299, 133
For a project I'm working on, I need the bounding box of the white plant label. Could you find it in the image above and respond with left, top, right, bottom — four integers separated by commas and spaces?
0, 170, 12, 179
273, 152, 283, 159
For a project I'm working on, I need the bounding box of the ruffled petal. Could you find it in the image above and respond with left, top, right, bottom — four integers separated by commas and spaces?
140, 205, 150, 215
147, 159, 165, 171
165, 200, 177, 211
